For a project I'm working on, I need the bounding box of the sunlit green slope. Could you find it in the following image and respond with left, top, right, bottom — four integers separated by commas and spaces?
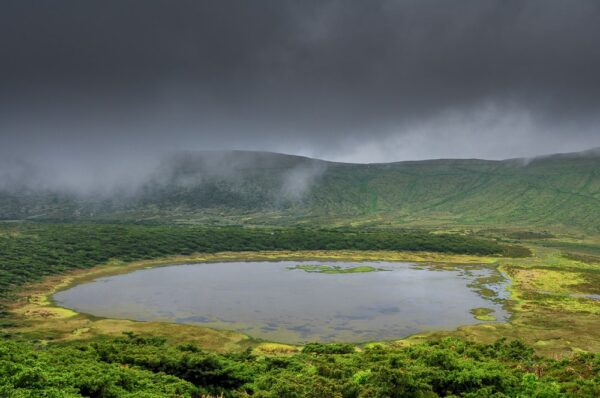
1, 149, 598, 232
306, 150, 600, 231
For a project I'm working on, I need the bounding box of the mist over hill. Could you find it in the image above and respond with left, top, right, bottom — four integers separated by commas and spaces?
0, 148, 598, 232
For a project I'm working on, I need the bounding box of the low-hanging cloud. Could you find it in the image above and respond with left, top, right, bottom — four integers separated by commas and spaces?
1, 0, 599, 191
280, 162, 327, 200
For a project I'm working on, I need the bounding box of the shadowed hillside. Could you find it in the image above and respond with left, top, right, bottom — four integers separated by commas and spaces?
0, 149, 598, 232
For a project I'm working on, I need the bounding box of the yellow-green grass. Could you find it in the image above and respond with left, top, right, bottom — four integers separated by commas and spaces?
470, 307, 496, 321
397, 244, 600, 357
288, 264, 385, 273
4, 250, 497, 350
4, 244, 600, 357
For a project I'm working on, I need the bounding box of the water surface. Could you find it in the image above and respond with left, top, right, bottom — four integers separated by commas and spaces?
54, 261, 509, 343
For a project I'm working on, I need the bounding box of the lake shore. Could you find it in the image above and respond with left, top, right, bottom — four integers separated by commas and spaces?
5, 250, 498, 351
4, 247, 600, 357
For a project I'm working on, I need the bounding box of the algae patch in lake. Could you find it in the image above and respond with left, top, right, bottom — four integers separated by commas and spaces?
470, 307, 497, 321
53, 261, 509, 344
288, 264, 387, 274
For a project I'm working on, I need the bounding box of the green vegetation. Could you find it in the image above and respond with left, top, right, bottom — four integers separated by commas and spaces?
537, 240, 600, 258
1, 150, 598, 232
288, 264, 386, 274
0, 150, 599, 395
0, 219, 598, 395
0, 223, 515, 302
470, 307, 496, 321
3, 334, 600, 397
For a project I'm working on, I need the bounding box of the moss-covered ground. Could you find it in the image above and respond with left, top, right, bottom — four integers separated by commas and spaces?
404, 242, 600, 357
287, 264, 386, 273
1, 236, 598, 360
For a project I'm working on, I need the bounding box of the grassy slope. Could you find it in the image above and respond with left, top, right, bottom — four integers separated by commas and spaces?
313, 152, 600, 231
133, 149, 600, 232
1, 149, 598, 233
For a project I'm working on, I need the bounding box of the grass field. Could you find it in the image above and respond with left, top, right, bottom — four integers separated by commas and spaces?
2, 150, 599, 233
3, 237, 599, 357
1, 221, 600, 396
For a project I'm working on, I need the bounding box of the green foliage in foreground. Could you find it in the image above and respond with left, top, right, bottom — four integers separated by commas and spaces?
2, 335, 600, 397
0, 223, 519, 300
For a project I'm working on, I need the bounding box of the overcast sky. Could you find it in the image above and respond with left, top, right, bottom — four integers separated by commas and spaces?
1, 0, 600, 169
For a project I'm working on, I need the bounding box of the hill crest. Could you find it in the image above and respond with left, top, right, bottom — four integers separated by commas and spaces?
0, 148, 598, 232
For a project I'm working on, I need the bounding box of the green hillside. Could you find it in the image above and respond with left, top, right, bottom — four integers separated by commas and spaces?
1, 149, 599, 233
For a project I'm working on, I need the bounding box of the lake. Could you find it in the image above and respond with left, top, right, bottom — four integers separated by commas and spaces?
53, 261, 509, 343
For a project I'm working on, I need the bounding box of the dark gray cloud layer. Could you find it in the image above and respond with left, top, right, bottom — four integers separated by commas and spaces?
1, 0, 600, 169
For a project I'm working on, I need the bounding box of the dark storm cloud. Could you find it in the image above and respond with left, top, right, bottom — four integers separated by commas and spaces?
1, 0, 600, 170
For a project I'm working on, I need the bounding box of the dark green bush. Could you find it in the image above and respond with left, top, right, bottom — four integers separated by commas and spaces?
302, 343, 356, 355
0, 223, 521, 303
4, 336, 596, 397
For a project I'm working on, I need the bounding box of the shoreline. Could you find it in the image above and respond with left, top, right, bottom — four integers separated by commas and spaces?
4, 250, 500, 352
5, 247, 600, 357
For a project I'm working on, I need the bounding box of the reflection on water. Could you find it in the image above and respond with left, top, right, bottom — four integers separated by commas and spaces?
53, 261, 509, 343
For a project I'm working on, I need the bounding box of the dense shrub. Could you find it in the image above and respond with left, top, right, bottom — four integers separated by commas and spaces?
302, 343, 355, 355
0, 223, 520, 302
1, 336, 598, 397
